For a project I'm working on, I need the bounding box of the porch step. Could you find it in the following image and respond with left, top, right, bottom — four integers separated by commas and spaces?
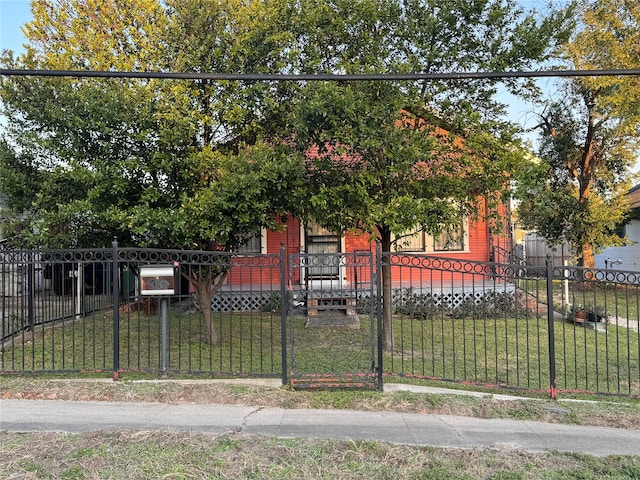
306, 295, 357, 316
305, 313, 360, 328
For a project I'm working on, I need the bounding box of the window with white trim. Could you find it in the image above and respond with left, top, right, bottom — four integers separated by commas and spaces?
395, 231, 426, 252
236, 228, 267, 254
433, 222, 466, 251
393, 219, 469, 253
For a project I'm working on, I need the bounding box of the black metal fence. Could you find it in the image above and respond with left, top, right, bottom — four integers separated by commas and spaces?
2, 243, 640, 398
381, 253, 640, 398
1, 244, 285, 379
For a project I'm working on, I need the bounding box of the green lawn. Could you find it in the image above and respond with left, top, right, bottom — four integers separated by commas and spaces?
3, 304, 640, 397
1, 308, 283, 377
517, 278, 640, 321
389, 312, 640, 396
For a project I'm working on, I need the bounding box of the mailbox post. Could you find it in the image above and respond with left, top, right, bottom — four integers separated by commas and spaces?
139, 264, 177, 374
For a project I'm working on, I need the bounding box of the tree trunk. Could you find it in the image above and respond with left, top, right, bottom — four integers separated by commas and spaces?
382, 261, 394, 351
196, 281, 218, 345
190, 270, 228, 346
379, 228, 394, 352
575, 103, 597, 271
579, 243, 595, 270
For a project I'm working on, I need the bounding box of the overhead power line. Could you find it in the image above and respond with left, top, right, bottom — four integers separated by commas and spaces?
1, 68, 639, 81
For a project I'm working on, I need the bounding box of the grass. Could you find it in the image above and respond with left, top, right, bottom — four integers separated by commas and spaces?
2, 376, 640, 478
518, 278, 640, 322
3, 430, 640, 479
3, 280, 640, 478
3, 296, 640, 397
389, 313, 640, 396
1, 307, 284, 376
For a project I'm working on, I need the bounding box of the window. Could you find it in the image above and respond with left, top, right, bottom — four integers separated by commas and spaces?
433, 222, 465, 252
236, 229, 266, 254
393, 219, 468, 253
395, 231, 425, 252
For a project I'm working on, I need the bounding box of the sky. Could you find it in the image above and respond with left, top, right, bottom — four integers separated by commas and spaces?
0, 0, 30, 54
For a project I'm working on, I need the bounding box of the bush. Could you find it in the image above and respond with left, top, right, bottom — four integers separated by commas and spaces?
261, 292, 282, 313
394, 288, 447, 320
481, 291, 517, 316
393, 288, 517, 320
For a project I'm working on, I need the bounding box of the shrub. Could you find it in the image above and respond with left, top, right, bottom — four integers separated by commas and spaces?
394, 288, 447, 320
261, 292, 282, 313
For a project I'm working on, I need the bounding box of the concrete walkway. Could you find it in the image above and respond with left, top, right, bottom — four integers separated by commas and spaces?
2, 397, 640, 457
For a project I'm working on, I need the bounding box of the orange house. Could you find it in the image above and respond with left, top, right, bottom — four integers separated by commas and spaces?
223, 200, 512, 294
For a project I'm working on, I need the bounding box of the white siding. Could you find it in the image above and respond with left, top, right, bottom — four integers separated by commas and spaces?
595, 219, 640, 272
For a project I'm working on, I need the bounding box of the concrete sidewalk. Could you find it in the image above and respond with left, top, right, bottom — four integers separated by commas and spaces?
2, 398, 640, 456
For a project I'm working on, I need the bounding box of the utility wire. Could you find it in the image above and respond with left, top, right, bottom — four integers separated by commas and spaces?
1, 68, 640, 81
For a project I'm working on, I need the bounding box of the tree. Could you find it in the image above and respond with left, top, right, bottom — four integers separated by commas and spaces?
0, 0, 175, 248
0, 0, 302, 344
1, 0, 575, 351
288, 0, 574, 350
516, 0, 640, 268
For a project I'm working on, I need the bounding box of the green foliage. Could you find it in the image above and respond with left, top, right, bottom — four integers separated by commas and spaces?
290, 0, 575, 242
261, 291, 283, 313
0, 1, 302, 251
394, 289, 444, 320
282, 0, 573, 350
567, 0, 640, 126
179, 143, 303, 250
393, 288, 517, 320
0, 0, 575, 251
61, 466, 85, 480
1, 0, 574, 345
515, 113, 634, 267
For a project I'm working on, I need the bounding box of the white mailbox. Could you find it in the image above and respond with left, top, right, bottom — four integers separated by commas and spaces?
139, 265, 176, 296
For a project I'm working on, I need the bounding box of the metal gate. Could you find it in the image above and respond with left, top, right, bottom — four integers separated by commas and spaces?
286, 251, 381, 390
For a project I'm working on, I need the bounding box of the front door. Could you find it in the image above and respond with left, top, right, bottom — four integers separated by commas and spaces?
304, 222, 342, 289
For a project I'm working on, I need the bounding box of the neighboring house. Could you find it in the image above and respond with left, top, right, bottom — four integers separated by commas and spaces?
594, 184, 640, 273
527, 184, 640, 273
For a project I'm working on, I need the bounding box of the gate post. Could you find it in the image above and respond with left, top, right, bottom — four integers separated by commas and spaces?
27, 251, 35, 331
279, 242, 288, 386
546, 255, 557, 399
112, 239, 120, 381
376, 242, 384, 391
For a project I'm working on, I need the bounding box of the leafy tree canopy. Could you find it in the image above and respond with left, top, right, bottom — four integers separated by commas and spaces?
286, 0, 574, 248
281, 0, 574, 350
0, 0, 302, 250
